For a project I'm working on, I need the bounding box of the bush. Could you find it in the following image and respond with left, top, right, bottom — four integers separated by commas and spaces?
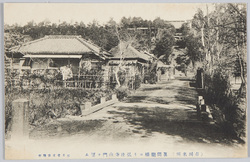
204, 70, 231, 105
203, 69, 246, 140
134, 74, 141, 89
5, 88, 113, 134
115, 87, 130, 101
144, 71, 157, 84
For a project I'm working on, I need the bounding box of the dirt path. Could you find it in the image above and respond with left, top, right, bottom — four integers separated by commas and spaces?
6, 77, 247, 159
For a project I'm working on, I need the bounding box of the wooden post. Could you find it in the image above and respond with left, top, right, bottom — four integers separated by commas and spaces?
11, 99, 29, 140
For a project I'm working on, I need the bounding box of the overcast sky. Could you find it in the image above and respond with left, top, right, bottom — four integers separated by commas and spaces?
4, 3, 214, 26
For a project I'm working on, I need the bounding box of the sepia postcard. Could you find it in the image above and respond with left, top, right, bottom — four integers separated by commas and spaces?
3, 2, 248, 159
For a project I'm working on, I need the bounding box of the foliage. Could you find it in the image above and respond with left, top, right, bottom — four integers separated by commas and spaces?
179, 22, 191, 36
4, 28, 28, 55
203, 68, 246, 139
233, 58, 246, 78
153, 30, 175, 63
4, 20, 119, 51
144, 72, 157, 84
117, 70, 127, 86
5, 16, 175, 52
189, 4, 247, 140
175, 53, 190, 66
115, 87, 131, 101
5, 88, 113, 134
204, 69, 231, 105
134, 74, 141, 89
152, 17, 176, 34
180, 4, 246, 84
144, 64, 157, 84
185, 34, 203, 67
193, 4, 246, 85
112, 68, 142, 90
175, 39, 186, 48
120, 16, 175, 33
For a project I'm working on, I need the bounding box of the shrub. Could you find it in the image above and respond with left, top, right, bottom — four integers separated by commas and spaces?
144, 71, 157, 84
117, 70, 127, 86
115, 87, 130, 101
5, 88, 113, 134
134, 74, 141, 89
204, 70, 231, 106
203, 69, 246, 140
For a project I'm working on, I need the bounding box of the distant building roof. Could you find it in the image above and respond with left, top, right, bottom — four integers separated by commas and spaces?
109, 43, 150, 62
9, 35, 104, 56
167, 20, 191, 29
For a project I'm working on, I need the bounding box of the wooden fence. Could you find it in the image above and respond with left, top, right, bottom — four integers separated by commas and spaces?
5, 69, 140, 90
56, 80, 105, 89
6, 75, 119, 90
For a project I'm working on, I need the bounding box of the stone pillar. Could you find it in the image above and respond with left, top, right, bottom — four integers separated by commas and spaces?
196, 68, 204, 88
80, 102, 92, 113
11, 99, 29, 140
198, 96, 203, 105
200, 99, 205, 105
84, 102, 92, 110
200, 99, 207, 112
100, 97, 106, 104
80, 104, 85, 112
112, 94, 118, 101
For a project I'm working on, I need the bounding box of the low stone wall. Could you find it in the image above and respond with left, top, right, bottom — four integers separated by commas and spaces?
80, 94, 118, 116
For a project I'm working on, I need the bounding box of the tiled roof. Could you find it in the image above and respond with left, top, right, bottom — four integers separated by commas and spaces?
109, 43, 150, 61
10, 35, 102, 55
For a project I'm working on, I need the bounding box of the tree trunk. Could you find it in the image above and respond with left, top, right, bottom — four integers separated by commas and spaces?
236, 44, 246, 95
114, 67, 121, 88
201, 25, 205, 47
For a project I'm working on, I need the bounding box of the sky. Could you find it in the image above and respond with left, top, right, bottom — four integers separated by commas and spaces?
4, 3, 214, 26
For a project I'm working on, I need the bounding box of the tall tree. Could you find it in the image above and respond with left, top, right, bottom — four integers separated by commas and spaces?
185, 34, 203, 68
190, 3, 247, 93
153, 30, 175, 64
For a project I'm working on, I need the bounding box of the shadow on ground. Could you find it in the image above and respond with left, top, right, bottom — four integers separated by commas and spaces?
28, 78, 239, 145
108, 78, 238, 145
30, 119, 106, 139
108, 106, 237, 145
125, 79, 197, 105
125, 96, 171, 105
174, 85, 197, 105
